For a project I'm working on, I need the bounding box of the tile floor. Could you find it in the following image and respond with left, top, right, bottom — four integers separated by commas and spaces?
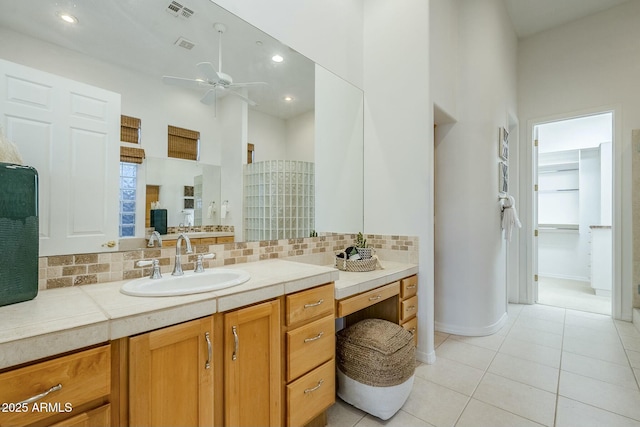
327, 304, 640, 427
538, 277, 611, 316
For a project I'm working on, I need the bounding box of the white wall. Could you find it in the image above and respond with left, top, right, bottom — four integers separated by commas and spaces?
315, 65, 363, 234
212, 0, 364, 89
248, 110, 287, 161
286, 110, 315, 162
432, 0, 518, 335
363, 0, 433, 361
518, 1, 640, 319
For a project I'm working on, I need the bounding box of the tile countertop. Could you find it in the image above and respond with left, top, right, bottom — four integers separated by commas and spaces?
0, 257, 417, 370
332, 260, 419, 300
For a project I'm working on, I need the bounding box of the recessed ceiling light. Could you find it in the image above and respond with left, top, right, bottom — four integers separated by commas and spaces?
58, 12, 78, 24
284, 96, 294, 102
272, 54, 284, 63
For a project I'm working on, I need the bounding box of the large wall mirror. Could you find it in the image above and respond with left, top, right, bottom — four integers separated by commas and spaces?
0, 0, 363, 253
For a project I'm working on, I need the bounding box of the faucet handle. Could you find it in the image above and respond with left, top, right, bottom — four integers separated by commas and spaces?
194, 253, 215, 273
137, 259, 162, 279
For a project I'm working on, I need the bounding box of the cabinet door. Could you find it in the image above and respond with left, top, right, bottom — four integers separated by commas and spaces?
50, 404, 110, 427
224, 299, 281, 427
129, 317, 214, 427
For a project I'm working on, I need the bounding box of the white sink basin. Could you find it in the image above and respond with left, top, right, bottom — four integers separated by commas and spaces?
120, 268, 251, 297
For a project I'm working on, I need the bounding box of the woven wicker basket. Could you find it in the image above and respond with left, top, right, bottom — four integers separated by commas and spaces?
335, 250, 377, 272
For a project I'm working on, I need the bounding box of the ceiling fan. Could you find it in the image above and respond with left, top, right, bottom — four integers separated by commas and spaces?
162, 23, 266, 109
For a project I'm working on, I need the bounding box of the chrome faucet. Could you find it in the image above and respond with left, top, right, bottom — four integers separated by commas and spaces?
171, 233, 193, 276
147, 231, 163, 248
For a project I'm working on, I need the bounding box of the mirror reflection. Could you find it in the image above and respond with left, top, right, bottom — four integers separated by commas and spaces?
0, 0, 364, 255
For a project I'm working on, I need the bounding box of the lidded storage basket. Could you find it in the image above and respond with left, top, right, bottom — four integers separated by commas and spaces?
337, 318, 415, 387
336, 318, 416, 420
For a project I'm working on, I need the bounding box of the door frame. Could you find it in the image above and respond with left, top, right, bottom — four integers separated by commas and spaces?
523, 105, 629, 320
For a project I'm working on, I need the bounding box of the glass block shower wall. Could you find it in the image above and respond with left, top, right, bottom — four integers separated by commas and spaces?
244, 160, 315, 241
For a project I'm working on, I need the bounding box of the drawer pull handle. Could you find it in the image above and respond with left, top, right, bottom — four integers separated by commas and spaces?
18, 384, 62, 405
406, 284, 417, 289
304, 379, 324, 394
304, 331, 324, 343
407, 305, 416, 311
205, 332, 212, 369
232, 326, 239, 361
304, 299, 324, 308
368, 295, 381, 301
409, 327, 417, 334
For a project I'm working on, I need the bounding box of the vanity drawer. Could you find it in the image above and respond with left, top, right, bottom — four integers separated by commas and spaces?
287, 314, 335, 381
400, 275, 418, 299
286, 283, 334, 326
216, 236, 235, 243
401, 295, 418, 322
0, 345, 110, 427
286, 359, 335, 427
402, 316, 418, 347
336, 281, 400, 318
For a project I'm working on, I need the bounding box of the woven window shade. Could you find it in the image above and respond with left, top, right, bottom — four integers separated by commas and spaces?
120, 146, 145, 164
168, 125, 200, 160
121, 115, 141, 144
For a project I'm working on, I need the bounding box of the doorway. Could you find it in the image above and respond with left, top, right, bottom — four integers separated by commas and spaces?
533, 112, 613, 315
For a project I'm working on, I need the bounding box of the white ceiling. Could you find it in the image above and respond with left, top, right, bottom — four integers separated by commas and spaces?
0, 0, 315, 119
505, 0, 631, 38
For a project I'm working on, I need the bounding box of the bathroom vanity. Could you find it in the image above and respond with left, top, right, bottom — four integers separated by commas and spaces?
0, 257, 417, 427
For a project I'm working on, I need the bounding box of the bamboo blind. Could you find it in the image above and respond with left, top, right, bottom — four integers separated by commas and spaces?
168, 125, 200, 161
120, 146, 145, 164
121, 115, 141, 144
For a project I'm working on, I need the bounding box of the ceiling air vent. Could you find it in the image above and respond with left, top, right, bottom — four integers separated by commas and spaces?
166, 1, 194, 19
175, 37, 195, 50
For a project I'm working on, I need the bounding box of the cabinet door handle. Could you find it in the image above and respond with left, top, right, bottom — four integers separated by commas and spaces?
17, 384, 62, 405
304, 331, 324, 343
409, 327, 417, 334
232, 325, 239, 361
205, 332, 212, 369
304, 299, 324, 308
369, 295, 381, 301
304, 379, 324, 394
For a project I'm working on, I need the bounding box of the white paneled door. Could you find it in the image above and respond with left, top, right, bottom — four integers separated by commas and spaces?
0, 59, 121, 256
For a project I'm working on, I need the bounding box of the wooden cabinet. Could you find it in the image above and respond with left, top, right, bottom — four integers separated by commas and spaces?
222, 299, 281, 427
284, 283, 335, 427
0, 345, 111, 427
159, 235, 235, 247
128, 316, 214, 427
399, 275, 418, 346
51, 404, 111, 427
336, 274, 418, 346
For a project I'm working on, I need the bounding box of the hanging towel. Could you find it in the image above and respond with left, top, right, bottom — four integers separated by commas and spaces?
501, 195, 521, 241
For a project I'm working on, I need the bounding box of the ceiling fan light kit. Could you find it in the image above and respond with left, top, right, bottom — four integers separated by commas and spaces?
162, 22, 266, 111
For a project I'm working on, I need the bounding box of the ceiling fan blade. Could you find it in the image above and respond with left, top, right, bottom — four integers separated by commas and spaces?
162, 76, 204, 89
228, 89, 258, 107
228, 81, 268, 88
200, 89, 217, 105
196, 62, 222, 84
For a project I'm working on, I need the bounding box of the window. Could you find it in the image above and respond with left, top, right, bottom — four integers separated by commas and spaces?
119, 162, 137, 237
121, 115, 141, 144
168, 125, 200, 160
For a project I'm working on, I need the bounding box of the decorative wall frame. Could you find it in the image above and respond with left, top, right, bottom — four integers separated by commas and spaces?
499, 127, 509, 161
499, 161, 508, 194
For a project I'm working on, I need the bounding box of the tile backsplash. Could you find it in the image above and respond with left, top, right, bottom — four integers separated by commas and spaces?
38, 233, 418, 290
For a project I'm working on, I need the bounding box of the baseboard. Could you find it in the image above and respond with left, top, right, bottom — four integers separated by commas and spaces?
416, 349, 436, 365
539, 274, 590, 283
435, 312, 508, 337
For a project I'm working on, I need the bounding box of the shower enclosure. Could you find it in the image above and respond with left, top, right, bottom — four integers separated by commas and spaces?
244, 160, 314, 241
